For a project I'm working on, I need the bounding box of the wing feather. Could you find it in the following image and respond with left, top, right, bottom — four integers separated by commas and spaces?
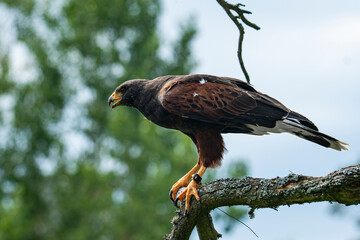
158, 75, 289, 126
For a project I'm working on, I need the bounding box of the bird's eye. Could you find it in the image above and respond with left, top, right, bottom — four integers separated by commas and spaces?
116, 86, 126, 93
120, 86, 127, 93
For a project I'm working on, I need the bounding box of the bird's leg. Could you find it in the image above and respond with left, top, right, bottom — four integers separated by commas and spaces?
176, 166, 207, 214
169, 163, 201, 203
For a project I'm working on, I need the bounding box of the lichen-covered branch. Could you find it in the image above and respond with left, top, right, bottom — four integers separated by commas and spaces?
216, 0, 260, 83
196, 212, 222, 240
164, 164, 360, 240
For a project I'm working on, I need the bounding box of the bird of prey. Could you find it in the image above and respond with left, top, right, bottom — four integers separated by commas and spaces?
108, 74, 348, 213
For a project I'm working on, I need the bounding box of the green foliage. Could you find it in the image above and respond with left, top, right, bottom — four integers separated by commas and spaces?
0, 0, 198, 239
228, 161, 248, 179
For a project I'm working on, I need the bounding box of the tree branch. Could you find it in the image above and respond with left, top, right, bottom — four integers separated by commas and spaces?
196, 212, 222, 240
216, 0, 260, 83
164, 164, 360, 240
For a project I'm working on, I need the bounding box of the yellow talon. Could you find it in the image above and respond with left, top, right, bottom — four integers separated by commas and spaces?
170, 166, 207, 213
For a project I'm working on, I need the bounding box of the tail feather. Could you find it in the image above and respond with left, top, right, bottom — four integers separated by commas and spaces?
281, 112, 349, 151
286, 111, 318, 131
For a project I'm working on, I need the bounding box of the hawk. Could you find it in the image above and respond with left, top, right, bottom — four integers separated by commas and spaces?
108, 74, 348, 213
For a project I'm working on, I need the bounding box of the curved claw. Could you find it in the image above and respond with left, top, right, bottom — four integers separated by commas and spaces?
174, 198, 180, 208
169, 164, 201, 203
169, 190, 174, 201
175, 180, 203, 213
169, 178, 191, 202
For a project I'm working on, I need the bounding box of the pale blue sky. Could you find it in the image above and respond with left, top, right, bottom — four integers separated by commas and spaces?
161, 0, 360, 239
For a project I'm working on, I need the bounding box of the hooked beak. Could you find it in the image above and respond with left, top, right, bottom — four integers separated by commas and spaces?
108, 92, 122, 109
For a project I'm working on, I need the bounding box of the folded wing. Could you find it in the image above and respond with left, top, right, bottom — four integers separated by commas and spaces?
159, 75, 290, 131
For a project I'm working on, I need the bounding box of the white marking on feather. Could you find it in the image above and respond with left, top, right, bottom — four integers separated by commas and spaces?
199, 78, 207, 84
246, 120, 350, 151
286, 117, 301, 124
283, 118, 303, 128
193, 92, 199, 97
245, 121, 287, 135
337, 140, 349, 150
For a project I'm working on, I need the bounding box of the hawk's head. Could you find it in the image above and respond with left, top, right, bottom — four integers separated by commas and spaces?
108, 79, 146, 108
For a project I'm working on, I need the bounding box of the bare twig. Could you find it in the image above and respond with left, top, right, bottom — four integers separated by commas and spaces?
216, 0, 260, 83
164, 164, 360, 240
217, 207, 259, 238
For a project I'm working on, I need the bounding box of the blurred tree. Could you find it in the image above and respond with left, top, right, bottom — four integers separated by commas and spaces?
0, 0, 201, 239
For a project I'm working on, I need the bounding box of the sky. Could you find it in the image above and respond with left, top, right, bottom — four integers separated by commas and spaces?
160, 0, 360, 239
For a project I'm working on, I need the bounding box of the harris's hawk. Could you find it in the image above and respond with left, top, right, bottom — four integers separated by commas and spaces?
108, 74, 348, 213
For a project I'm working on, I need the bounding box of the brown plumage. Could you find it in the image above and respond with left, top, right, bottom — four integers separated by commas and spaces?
108, 74, 348, 213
